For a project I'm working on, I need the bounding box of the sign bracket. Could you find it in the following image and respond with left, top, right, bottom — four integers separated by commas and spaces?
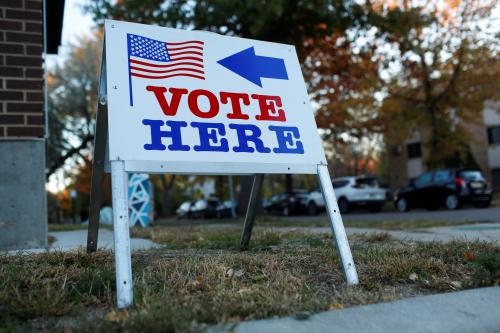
87, 47, 108, 253
239, 174, 264, 249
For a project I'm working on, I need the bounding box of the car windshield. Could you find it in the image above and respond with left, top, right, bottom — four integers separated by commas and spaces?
459, 170, 484, 181
332, 180, 349, 189
355, 178, 379, 188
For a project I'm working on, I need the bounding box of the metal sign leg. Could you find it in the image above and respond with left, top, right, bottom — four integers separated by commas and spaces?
317, 164, 359, 285
87, 47, 108, 253
111, 160, 133, 308
240, 174, 264, 249
86, 102, 108, 253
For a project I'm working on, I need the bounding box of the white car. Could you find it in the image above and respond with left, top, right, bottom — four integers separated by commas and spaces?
305, 176, 387, 214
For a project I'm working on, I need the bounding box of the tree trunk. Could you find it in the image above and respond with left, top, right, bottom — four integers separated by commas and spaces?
285, 174, 293, 194
159, 174, 176, 217
427, 106, 442, 169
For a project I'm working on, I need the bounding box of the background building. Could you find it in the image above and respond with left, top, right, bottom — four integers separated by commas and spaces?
388, 102, 500, 191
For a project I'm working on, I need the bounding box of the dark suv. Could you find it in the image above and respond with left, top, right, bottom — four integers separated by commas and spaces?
394, 169, 493, 211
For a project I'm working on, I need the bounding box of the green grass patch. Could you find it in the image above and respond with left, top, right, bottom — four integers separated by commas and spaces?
1, 228, 499, 332
254, 216, 495, 230
131, 226, 299, 250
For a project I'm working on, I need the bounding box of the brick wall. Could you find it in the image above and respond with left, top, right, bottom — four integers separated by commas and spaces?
0, 0, 44, 138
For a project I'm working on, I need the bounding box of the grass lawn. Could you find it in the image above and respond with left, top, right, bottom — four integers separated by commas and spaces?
2, 227, 500, 332
254, 216, 495, 230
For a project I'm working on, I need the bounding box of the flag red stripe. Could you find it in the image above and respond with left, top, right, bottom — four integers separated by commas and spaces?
167, 56, 203, 62
130, 59, 204, 68
167, 45, 203, 51
131, 72, 205, 80
130, 66, 204, 75
168, 50, 203, 57
165, 40, 204, 46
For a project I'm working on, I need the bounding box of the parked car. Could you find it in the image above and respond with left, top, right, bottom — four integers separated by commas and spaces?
216, 200, 238, 218
394, 169, 493, 212
303, 190, 325, 215
176, 201, 194, 219
312, 176, 386, 214
190, 198, 220, 218
264, 190, 309, 216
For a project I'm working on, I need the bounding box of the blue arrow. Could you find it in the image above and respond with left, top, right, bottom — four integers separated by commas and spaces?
217, 47, 289, 87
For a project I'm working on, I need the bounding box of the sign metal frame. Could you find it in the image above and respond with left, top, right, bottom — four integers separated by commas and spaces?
87, 23, 358, 309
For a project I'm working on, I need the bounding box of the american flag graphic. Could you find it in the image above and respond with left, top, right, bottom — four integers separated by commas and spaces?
127, 33, 205, 106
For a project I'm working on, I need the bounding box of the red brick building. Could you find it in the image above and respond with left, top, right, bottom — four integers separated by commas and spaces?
0, 0, 64, 250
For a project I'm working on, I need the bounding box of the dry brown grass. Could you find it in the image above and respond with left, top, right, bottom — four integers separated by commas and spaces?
1, 228, 499, 332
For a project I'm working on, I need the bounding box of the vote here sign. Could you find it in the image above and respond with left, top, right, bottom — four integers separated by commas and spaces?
104, 20, 327, 174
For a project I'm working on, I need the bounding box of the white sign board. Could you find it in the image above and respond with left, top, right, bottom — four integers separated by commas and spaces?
104, 20, 326, 174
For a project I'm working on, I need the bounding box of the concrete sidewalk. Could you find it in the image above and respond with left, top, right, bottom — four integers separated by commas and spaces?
269, 222, 500, 243
346, 222, 500, 243
210, 287, 500, 333
6, 229, 158, 255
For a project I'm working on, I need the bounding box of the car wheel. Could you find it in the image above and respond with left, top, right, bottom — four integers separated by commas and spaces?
283, 206, 290, 217
307, 202, 318, 215
338, 198, 349, 214
396, 198, 409, 212
445, 194, 460, 210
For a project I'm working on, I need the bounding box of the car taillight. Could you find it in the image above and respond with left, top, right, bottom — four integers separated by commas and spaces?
455, 177, 465, 188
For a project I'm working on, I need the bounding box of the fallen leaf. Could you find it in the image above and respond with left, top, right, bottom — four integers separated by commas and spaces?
226, 268, 234, 277
409, 273, 418, 281
450, 281, 462, 289
464, 252, 474, 262
234, 269, 245, 277
329, 303, 344, 310
106, 309, 129, 322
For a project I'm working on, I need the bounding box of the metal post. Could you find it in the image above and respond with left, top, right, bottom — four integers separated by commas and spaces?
317, 164, 359, 285
240, 174, 264, 249
228, 175, 236, 218
87, 47, 108, 253
111, 160, 133, 308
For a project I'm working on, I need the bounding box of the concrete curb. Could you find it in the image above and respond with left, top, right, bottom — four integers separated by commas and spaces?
209, 287, 500, 333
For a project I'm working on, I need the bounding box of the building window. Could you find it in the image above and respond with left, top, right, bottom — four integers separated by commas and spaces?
487, 126, 500, 145
492, 169, 500, 188
407, 142, 422, 159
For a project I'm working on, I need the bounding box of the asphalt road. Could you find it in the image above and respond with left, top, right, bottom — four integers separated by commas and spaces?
343, 206, 500, 223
